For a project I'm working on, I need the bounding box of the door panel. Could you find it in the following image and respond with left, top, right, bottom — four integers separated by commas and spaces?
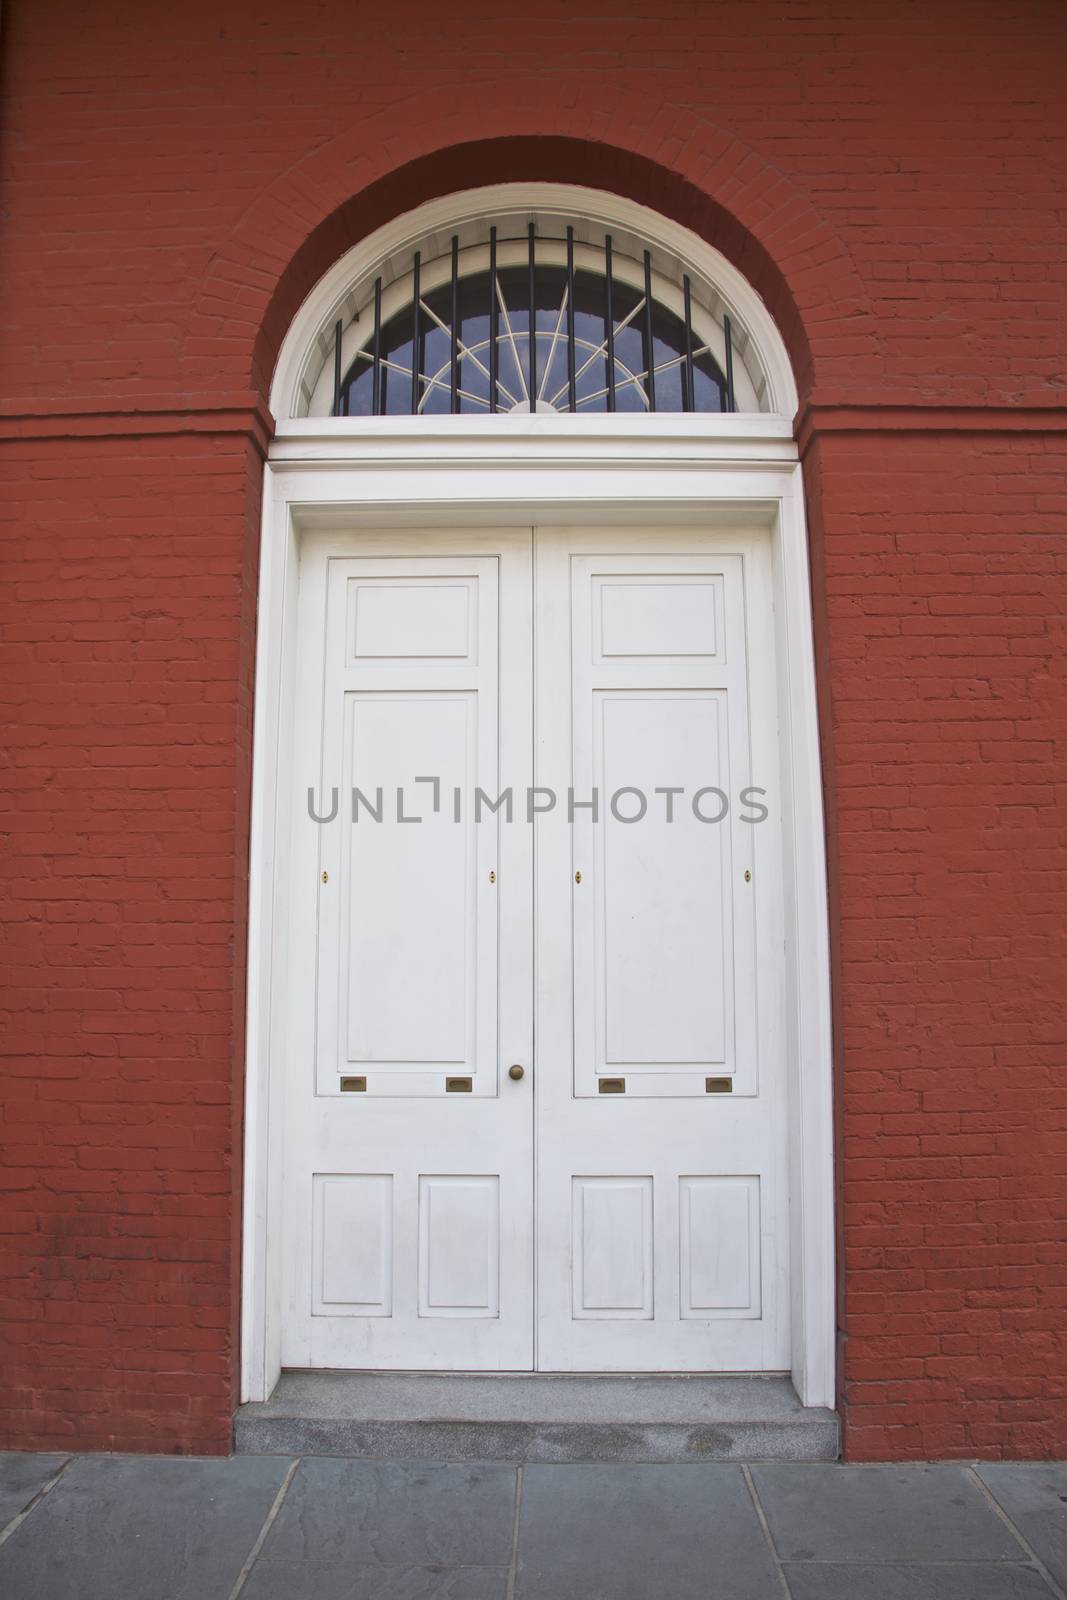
570, 554, 756, 1098
535, 527, 788, 1372
282, 532, 533, 1370
316, 559, 499, 1098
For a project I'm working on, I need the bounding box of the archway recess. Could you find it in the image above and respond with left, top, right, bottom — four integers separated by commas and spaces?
244, 182, 833, 1421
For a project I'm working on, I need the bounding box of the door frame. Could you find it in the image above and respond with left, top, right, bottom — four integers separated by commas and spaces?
242, 413, 835, 1407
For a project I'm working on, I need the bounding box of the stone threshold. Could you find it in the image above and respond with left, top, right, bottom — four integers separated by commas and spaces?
234, 1372, 840, 1462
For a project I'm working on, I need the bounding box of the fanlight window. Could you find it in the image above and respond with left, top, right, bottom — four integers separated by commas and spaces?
318, 221, 758, 418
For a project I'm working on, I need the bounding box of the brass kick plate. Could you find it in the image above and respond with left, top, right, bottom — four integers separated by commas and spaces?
446, 1076, 473, 1093
705, 1077, 733, 1094
598, 1077, 626, 1094
340, 1076, 367, 1093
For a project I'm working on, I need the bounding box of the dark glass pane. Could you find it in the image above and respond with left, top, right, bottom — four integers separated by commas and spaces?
650, 306, 684, 412
693, 354, 726, 413
570, 269, 608, 411
344, 356, 373, 416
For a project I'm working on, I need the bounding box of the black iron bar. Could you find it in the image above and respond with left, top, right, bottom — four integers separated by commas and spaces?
682, 274, 695, 412
724, 313, 736, 412
450, 235, 460, 414
489, 227, 498, 414
527, 222, 537, 406
371, 277, 382, 416
332, 319, 342, 417
410, 252, 421, 414
604, 234, 616, 412
643, 250, 656, 412
566, 226, 576, 412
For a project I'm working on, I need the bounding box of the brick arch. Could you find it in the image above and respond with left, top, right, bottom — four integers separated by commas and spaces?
194, 93, 878, 408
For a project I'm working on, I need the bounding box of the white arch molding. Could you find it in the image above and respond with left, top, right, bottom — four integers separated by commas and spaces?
244, 184, 834, 1411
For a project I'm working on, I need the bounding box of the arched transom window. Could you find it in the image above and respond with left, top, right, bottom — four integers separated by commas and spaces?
299, 211, 768, 418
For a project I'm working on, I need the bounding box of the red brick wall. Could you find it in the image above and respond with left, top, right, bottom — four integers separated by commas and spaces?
1, 0, 1065, 1457
806, 426, 1067, 1459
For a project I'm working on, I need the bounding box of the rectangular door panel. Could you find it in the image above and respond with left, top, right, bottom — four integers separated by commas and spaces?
595, 692, 728, 1069
570, 552, 755, 1098
346, 696, 474, 1066
536, 528, 789, 1373
316, 560, 499, 1098
572, 1176, 654, 1320
679, 1175, 761, 1319
419, 1176, 501, 1318
313, 1174, 394, 1317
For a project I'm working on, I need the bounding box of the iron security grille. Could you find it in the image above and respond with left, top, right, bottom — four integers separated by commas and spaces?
331, 225, 737, 417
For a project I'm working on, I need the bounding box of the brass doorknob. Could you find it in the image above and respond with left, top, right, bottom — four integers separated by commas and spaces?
508, 1064, 525, 1081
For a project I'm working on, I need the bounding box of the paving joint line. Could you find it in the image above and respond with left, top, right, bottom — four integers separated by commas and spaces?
0, 1456, 75, 1551
227, 1455, 302, 1600
741, 1463, 792, 1600
505, 1463, 524, 1600
967, 1465, 1067, 1600
783, 1557, 1057, 1568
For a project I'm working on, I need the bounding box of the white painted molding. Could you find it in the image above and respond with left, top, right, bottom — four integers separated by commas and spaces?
242, 444, 835, 1408
269, 413, 798, 469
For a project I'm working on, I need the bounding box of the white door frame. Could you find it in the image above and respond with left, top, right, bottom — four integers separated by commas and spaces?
242, 412, 835, 1407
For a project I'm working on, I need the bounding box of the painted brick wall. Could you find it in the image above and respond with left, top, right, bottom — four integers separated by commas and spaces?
806, 428, 1067, 1459
0, 436, 261, 1453
1, 0, 1064, 1457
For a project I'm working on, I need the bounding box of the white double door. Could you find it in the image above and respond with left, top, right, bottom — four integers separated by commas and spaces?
281, 525, 789, 1372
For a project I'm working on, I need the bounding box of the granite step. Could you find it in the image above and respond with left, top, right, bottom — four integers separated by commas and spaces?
234, 1372, 840, 1462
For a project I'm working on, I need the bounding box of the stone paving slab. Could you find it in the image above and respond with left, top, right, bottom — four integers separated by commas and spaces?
515, 1462, 781, 1600
259, 1457, 516, 1567
242, 1559, 510, 1599
0, 1453, 291, 1600
750, 1462, 1025, 1564
0, 1452, 69, 1529
977, 1463, 1067, 1592
781, 1563, 1055, 1599
1, 1451, 1065, 1600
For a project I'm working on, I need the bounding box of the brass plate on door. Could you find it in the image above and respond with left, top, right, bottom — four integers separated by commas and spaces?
340, 1076, 367, 1093
705, 1077, 733, 1094
446, 1076, 473, 1093
598, 1078, 626, 1094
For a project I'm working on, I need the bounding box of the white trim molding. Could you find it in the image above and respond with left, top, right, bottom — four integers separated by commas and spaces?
242, 421, 835, 1409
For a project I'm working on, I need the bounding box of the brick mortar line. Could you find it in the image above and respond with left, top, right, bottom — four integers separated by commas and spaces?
0, 1456, 75, 1550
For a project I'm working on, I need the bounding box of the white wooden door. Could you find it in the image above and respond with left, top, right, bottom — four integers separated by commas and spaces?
534, 527, 789, 1371
281, 524, 788, 1374
281, 530, 533, 1369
